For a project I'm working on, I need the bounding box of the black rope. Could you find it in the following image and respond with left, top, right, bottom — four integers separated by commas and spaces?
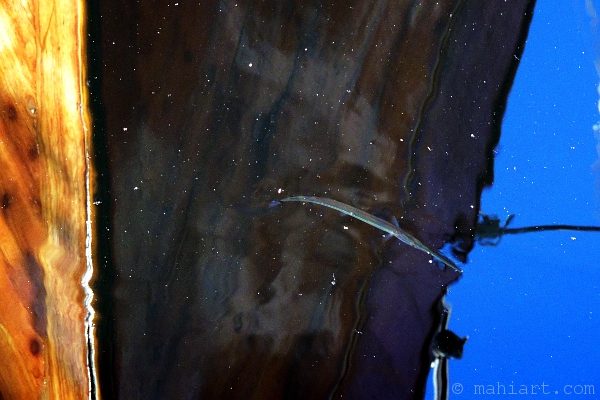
502, 224, 600, 234
475, 214, 600, 246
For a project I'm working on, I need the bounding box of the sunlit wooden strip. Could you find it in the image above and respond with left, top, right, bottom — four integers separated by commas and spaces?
0, 0, 93, 399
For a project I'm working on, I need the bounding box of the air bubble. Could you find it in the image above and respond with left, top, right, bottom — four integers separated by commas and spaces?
26, 97, 37, 116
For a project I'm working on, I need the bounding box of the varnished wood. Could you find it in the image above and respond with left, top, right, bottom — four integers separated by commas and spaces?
0, 1, 93, 399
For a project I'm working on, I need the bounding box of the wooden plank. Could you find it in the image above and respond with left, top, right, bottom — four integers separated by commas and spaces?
0, 1, 93, 398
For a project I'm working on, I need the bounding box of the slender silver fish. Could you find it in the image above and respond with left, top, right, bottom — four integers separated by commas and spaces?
281, 196, 462, 273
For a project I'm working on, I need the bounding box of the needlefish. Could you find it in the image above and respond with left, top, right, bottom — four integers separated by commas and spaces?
280, 196, 462, 273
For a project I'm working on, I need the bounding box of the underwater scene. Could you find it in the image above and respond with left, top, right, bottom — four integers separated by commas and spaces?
2, 0, 599, 399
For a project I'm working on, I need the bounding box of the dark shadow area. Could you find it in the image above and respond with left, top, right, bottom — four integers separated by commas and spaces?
86, 0, 117, 397
89, 0, 536, 398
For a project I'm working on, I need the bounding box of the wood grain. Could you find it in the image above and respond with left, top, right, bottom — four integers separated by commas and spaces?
0, 1, 93, 399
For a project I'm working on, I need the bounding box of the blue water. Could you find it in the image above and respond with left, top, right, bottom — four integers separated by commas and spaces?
428, 1, 600, 397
